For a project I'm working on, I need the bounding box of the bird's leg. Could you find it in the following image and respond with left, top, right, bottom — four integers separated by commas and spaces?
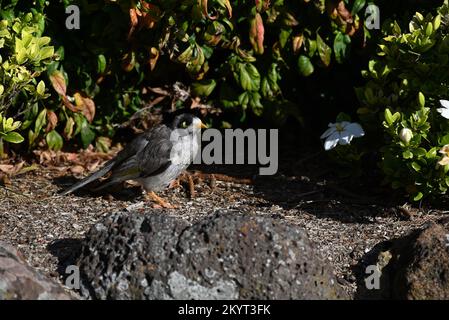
145, 191, 176, 209
169, 171, 197, 198
168, 179, 181, 189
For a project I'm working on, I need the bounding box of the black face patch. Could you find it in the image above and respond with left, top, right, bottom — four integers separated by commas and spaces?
171, 113, 195, 129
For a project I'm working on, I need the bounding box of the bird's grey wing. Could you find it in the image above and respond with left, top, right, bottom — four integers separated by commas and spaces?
60, 132, 149, 195
136, 125, 174, 178
100, 125, 173, 184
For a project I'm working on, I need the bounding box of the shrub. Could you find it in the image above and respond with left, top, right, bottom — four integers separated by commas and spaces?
355, 1, 449, 201
0, 9, 55, 153
119, 0, 373, 123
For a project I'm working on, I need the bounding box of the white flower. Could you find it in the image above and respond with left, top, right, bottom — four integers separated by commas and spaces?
399, 128, 413, 144
320, 121, 365, 151
437, 100, 449, 119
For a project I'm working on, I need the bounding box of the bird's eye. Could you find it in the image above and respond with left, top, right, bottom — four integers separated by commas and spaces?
181, 121, 188, 128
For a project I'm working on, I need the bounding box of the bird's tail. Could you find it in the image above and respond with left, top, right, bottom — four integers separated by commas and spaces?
59, 160, 116, 195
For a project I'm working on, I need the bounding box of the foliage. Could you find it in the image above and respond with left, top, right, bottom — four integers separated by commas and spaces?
355, 1, 449, 201
0, 112, 23, 157
0, 0, 376, 154
0, 9, 55, 152
120, 0, 373, 122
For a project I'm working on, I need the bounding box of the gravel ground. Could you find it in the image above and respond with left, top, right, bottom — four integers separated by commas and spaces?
0, 162, 447, 299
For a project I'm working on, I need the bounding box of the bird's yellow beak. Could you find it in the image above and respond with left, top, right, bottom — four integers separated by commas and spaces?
197, 121, 208, 129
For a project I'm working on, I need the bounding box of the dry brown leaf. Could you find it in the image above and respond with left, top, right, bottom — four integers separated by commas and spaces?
70, 165, 85, 174
0, 164, 15, 175
87, 160, 100, 172
0, 161, 32, 177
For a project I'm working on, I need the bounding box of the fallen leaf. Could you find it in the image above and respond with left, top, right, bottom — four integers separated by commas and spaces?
0, 164, 15, 174
87, 160, 100, 172
70, 165, 85, 174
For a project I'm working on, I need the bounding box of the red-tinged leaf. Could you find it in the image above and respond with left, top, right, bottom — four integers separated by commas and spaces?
49, 71, 66, 96
140, 2, 161, 29
337, 1, 353, 23
82, 97, 95, 123
149, 47, 159, 71
292, 34, 304, 54
222, 0, 232, 18
249, 13, 265, 55
62, 95, 78, 112
129, 8, 138, 27
121, 52, 136, 72
74, 92, 96, 123
46, 110, 58, 132
201, 0, 217, 20
64, 117, 75, 140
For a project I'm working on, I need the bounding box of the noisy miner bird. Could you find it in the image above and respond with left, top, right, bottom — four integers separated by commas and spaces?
61, 113, 207, 208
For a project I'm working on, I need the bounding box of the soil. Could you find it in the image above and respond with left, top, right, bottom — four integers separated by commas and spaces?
0, 147, 447, 299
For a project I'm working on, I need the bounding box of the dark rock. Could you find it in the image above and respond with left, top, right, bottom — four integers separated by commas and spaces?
0, 242, 70, 300
77, 210, 348, 300
356, 219, 449, 300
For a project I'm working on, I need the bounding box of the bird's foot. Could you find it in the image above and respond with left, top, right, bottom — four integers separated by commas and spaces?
168, 179, 181, 189
173, 172, 196, 198
145, 191, 177, 209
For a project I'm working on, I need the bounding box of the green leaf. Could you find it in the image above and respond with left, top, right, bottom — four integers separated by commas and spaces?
238, 63, 260, 91
306, 38, 317, 57
440, 133, 449, 145
403, 150, 413, 159
384, 108, 400, 126
333, 32, 351, 63
316, 34, 331, 67
249, 92, 263, 116
297, 55, 314, 77
46, 130, 63, 151
39, 46, 54, 60
191, 79, 217, 97
35, 108, 47, 134
384, 108, 393, 125
97, 54, 106, 74
238, 91, 250, 107
418, 92, 425, 108
411, 162, 421, 172
3, 131, 24, 144
351, 0, 366, 15
80, 117, 95, 148
413, 148, 427, 158
279, 28, 291, 48
36, 80, 45, 95
413, 192, 423, 201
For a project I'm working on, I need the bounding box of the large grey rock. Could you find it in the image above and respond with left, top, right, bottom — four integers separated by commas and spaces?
0, 242, 70, 300
77, 210, 347, 299
356, 219, 449, 300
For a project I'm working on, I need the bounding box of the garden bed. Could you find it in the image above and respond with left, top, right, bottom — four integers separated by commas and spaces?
0, 148, 446, 298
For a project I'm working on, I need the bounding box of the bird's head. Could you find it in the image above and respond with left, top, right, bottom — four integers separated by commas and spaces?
170, 113, 207, 133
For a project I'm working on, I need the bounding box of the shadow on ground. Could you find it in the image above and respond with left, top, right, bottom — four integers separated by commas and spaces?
47, 238, 83, 277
